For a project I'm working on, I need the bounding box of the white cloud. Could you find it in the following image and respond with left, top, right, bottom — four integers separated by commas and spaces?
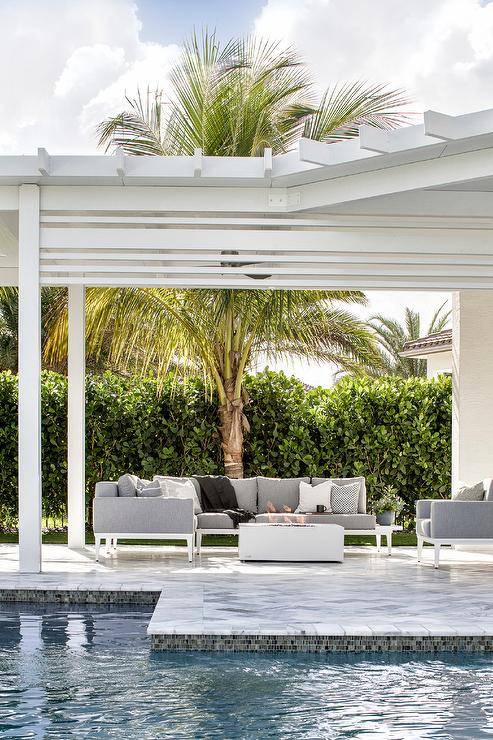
254, 0, 493, 114
0, 0, 179, 154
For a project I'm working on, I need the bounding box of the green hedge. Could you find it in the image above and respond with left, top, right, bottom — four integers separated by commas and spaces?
0, 370, 451, 526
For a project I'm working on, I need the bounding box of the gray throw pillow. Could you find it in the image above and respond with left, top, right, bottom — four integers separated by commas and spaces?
136, 481, 163, 498
452, 482, 484, 501
117, 474, 139, 497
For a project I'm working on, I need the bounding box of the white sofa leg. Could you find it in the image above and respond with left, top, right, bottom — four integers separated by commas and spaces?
376, 532, 381, 552
187, 535, 194, 563
196, 531, 202, 555
113, 537, 117, 552
417, 536, 423, 563
95, 535, 101, 562
434, 543, 440, 569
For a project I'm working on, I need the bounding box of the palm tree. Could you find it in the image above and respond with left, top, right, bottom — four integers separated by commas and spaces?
46, 289, 382, 478
97, 33, 409, 157
0, 287, 70, 373
46, 31, 409, 477
369, 301, 451, 378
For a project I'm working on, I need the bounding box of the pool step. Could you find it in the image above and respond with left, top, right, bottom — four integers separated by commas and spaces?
147, 588, 493, 652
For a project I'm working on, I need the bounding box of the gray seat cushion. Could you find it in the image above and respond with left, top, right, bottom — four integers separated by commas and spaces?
197, 512, 236, 530
257, 477, 310, 514
230, 478, 258, 512
312, 477, 366, 513
254, 513, 376, 529
417, 518, 431, 537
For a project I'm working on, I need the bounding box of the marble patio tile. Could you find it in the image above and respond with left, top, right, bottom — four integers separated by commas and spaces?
368, 624, 403, 636
337, 624, 373, 636
310, 623, 349, 635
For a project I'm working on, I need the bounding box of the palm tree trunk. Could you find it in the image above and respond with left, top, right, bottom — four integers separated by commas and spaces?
218, 379, 246, 479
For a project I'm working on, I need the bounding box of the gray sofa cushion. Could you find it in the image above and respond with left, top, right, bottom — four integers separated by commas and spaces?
230, 478, 258, 512
452, 481, 485, 501
254, 513, 376, 529
93, 497, 194, 534
312, 477, 366, 513
117, 474, 139, 497
416, 518, 431, 537
197, 512, 236, 530
95, 481, 118, 498
257, 477, 310, 514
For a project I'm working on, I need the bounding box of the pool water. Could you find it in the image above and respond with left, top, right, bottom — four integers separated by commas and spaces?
0, 607, 492, 738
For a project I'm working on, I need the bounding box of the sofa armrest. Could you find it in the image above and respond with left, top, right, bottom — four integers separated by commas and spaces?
430, 500, 493, 539
416, 499, 435, 520
93, 497, 194, 534
95, 481, 118, 498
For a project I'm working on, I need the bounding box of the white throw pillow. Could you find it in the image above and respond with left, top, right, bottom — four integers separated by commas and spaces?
155, 477, 202, 514
295, 480, 332, 514
330, 482, 360, 514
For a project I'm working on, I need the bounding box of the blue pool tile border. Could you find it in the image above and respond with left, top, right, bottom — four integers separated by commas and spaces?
0, 588, 160, 605
150, 633, 493, 653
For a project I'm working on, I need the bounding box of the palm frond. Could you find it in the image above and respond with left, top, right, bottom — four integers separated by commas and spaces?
303, 81, 411, 142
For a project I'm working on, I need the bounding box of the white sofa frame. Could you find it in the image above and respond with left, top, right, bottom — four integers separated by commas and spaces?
417, 535, 493, 569
95, 533, 195, 562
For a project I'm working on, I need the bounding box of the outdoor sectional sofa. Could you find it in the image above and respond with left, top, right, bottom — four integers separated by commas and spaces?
93, 475, 375, 560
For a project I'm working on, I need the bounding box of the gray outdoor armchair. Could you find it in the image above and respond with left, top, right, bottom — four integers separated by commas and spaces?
416, 479, 493, 568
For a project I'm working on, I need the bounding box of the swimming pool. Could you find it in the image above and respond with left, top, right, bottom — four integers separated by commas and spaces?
0, 606, 492, 738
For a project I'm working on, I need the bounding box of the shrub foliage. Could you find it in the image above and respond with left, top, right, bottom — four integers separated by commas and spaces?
0, 370, 451, 525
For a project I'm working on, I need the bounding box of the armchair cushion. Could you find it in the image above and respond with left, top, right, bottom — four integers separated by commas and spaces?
430, 500, 493, 539
416, 499, 434, 520
416, 518, 431, 538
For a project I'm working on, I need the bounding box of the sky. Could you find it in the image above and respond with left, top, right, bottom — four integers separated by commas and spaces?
3, 0, 492, 384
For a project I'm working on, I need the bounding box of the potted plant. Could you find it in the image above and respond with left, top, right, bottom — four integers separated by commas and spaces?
373, 486, 405, 526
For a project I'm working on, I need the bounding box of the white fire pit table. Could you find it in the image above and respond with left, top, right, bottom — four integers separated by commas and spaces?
238, 523, 344, 562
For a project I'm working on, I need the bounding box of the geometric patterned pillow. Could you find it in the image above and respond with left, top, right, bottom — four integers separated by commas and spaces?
330, 482, 360, 514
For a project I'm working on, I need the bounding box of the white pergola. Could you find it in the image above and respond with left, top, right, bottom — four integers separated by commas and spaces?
2, 107, 493, 572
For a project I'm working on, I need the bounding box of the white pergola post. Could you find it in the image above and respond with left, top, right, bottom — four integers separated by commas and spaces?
67, 285, 86, 549
18, 184, 42, 573
452, 290, 493, 488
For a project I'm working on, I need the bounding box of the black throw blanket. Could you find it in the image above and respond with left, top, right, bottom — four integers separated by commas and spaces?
195, 475, 255, 528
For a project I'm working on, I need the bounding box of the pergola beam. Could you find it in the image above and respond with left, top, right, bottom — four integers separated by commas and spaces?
424, 109, 493, 141
67, 285, 86, 550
